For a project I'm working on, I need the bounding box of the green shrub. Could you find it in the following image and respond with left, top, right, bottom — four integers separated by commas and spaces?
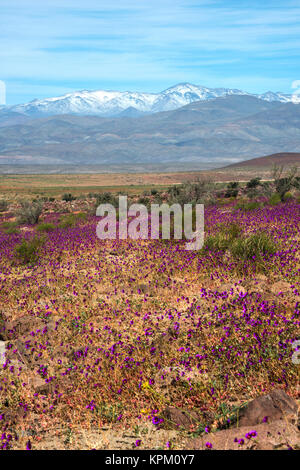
37, 222, 55, 232
225, 182, 239, 198
269, 193, 281, 206
216, 198, 229, 206
283, 192, 293, 201
246, 177, 261, 189
204, 233, 231, 252
272, 165, 298, 200
235, 201, 261, 211
137, 196, 149, 206
58, 212, 87, 229
227, 223, 242, 239
231, 232, 276, 261
16, 200, 43, 225
58, 214, 77, 228
260, 181, 273, 198
95, 192, 118, 207
1, 221, 19, 234
294, 177, 300, 190
75, 212, 87, 220
62, 193, 76, 202
167, 178, 214, 205
14, 235, 45, 265
203, 223, 242, 252
0, 200, 8, 212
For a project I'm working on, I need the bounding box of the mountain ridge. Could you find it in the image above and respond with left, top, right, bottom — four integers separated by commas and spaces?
3, 82, 298, 119
1, 95, 300, 166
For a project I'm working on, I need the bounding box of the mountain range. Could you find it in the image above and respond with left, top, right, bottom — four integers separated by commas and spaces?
2, 83, 299, 119
1, 94, 300, 166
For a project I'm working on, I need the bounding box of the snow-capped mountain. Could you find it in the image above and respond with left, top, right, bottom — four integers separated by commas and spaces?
5, 83, 298, 118
258, 91, 292, 103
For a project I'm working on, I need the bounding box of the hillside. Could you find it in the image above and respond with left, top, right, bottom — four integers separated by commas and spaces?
1, 95, 300, 166
225, 152, 300, 169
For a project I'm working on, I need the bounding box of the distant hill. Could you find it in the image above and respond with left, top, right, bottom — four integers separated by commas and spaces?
0, 110, 32, 127
1, 95, 300, 166
225, 152, 300, 169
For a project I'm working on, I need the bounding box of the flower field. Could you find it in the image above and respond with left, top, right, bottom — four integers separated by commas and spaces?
0, 199, 299, 449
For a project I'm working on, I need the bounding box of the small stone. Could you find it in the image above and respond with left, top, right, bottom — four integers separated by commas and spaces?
30, 376, 53, 395
270, 281, 290, 295
137, 284, 149, 294
161, 407, 202, 430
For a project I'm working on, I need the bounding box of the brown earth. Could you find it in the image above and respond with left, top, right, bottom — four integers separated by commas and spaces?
225, 152, 300, 169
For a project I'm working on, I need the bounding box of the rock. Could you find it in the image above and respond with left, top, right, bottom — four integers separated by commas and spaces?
0, 322, 15, 341
11, 336, 41, 367
20, 227, 34, 232
222, 250, 232, 262
7, 316, 45, 339
187, 420, 300, 450
29, 376, 54, 395
238, 389, 298, 427
154, 366, 205, 393
0, 407, 26, 425
137, 284, 149, 294
218, 283, 246, 295
271, 281, 290, 295
161, 407, 203, 431
151, 327, 179, 350
248, 281, 268, 294
255, 274, 268, 281
46, 315, 60, 332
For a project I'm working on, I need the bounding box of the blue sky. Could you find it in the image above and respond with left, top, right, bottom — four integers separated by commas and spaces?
1, 0, 300, 104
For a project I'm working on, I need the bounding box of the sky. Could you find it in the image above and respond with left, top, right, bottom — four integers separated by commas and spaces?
1, 0, 300, 104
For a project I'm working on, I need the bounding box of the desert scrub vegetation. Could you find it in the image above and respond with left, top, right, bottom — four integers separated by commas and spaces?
167, 178, 214, 205
283, 192, 294, 201
203, 223, 276, 272
95, 192, 118, 207
203, 222, 242, 252
269, 193, 281, 206
36, 222, 56, 233
58, 212, 87, 228
230, 232, 276, 260
225, 181, 239, 198
234, 201, 261, 212
272, 165, 299, 201
14, 235, 45, 265
0, 199, 8, 212
16, 200, 43, 225
246, 177, 261, 189
62, 193, 76, 202
1, 221, 19, 234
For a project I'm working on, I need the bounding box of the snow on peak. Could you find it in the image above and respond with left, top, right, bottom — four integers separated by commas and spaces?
8, 83, 296, 117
